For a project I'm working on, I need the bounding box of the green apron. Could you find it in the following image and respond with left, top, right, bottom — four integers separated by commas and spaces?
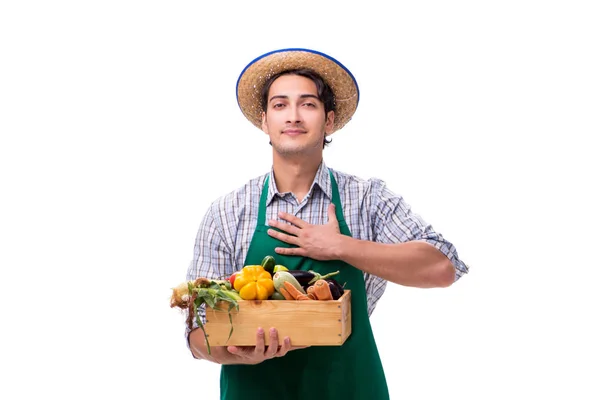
220, 170, 389, 399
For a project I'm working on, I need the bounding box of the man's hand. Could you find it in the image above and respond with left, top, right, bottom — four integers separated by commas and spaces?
190, 327, 307, 365
226, 327, 307, 364
267, 203, 342, 260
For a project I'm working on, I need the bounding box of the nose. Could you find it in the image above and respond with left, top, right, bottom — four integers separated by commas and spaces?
286, 105, 302, 125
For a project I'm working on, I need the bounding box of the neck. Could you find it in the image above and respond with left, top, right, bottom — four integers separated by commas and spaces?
272, 153, 322, 202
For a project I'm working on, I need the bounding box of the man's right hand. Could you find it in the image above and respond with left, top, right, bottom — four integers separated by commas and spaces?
189, 326, 308, 365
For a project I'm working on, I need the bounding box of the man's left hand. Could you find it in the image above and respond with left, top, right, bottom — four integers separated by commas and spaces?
267, 203, 342, 261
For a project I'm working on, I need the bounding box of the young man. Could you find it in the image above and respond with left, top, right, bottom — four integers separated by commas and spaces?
185, 48, 469, 399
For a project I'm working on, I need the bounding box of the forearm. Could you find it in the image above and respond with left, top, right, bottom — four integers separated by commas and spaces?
189, 326, 301, 365
336, 236, 455, 288
188, 328, 236, 364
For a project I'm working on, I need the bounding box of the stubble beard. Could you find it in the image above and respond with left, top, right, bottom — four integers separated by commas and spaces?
272, 134, 323, 157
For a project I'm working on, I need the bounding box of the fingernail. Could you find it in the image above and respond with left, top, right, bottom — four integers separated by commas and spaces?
270, 328, 276, 334
257, 327, 264, 334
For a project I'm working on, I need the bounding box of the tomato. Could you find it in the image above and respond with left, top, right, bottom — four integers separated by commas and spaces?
228, 272, 237, 287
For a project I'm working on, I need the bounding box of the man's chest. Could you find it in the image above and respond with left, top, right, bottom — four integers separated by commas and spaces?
228, 192, 371, 267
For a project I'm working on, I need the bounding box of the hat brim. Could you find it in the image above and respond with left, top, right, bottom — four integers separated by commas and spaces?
236, 48, 359, 134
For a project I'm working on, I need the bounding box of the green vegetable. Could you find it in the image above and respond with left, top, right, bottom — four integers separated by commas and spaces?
261, 255, 276, 274
273, 271, 306, 296
273, 265, 289, 273
187, 279, 241, 355
270, 291, 286, 300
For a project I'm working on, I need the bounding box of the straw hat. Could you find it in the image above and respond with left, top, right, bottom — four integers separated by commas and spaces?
236, 48, 359, 134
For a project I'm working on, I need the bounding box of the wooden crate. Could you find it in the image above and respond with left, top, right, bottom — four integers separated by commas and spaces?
203, 290, 352, 346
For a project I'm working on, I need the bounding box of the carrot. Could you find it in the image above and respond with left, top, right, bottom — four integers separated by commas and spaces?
284, 281, 312, 300
279, 286, 295, 300
307, 285, 317, 300
313, 279, 333, 300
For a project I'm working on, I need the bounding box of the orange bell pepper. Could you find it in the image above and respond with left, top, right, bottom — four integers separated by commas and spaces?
233, 265, 275, 300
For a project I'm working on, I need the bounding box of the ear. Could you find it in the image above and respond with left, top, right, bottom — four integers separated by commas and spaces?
324, 110, 335, 135
261, 111, 269, 134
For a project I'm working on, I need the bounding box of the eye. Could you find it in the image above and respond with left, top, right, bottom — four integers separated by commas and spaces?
272, 103, 285, 109
302, 102, 317, 108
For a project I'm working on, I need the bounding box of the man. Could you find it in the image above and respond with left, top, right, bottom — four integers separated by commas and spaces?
184, 48, 469, 399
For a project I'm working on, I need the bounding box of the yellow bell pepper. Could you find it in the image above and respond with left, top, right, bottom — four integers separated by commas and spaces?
233, 265, 275, 300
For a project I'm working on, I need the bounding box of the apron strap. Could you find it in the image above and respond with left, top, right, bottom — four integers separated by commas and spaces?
257, 176, 270, 226
329, 169, 345, 223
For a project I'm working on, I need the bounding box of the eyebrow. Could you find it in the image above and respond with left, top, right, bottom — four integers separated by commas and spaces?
268, 94, 320, 103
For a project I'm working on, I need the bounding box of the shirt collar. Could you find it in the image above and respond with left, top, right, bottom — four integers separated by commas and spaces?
266, 160, 332, 206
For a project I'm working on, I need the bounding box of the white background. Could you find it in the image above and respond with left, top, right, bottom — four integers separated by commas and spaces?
1, 1, 599, 399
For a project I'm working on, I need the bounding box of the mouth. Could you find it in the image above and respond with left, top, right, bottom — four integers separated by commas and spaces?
282, 129, 306, 136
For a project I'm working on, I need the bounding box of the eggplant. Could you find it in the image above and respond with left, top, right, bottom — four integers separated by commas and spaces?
287, 270, 340, 287
288, 270, 318, 287
324, 278, 345, 300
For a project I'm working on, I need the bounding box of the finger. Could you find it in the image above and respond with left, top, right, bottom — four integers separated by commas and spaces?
278, 212, 308, 228
227, 346, 251, 358
275, 247, 306, 256
290, 345, 310, 350
254, 327, 266, 356
265, 328, 279, 358
267, 229, 300, 245
267, 220, 301, 236
276, 336, 292, 357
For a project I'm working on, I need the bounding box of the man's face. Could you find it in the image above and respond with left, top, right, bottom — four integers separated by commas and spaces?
261, 74, 334, 157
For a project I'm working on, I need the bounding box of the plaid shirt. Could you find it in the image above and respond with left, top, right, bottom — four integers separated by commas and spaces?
185, 161, 468, 332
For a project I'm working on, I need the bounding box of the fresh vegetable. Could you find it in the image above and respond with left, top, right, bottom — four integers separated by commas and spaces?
279, 286, 295, 300
233, 265, 275, 300
324, 278, 345, 300
273, 271, 306, 296
221, 280, 233, 291
287, 270, 341, 288
306, 285, 317, 300
170, 277, 241, 355
273, 265, 289, 273
270, 291, 286, 300
228, 272, 238, 287
283, 281, 312, 300
261, 255, 276, 274
313, 279, 333, 300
